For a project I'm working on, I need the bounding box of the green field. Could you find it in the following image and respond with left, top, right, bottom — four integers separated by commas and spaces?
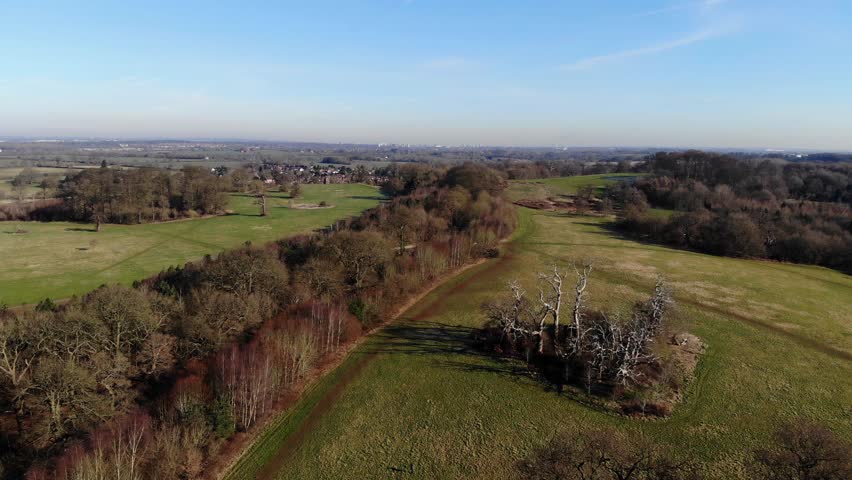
0, 184, 381, 305
506, 173, 647, 202
227, 191, 851, 478
0, 166, 74, 204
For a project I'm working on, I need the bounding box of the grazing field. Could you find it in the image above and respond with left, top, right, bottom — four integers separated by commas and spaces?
506, 172, 647, 202
227, 206, 851, 479
0, 166, 75, 203
0, 184, 381, 305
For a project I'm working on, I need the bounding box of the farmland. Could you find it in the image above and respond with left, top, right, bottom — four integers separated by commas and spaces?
0, 184, 382, 305
226, 180, 851, 479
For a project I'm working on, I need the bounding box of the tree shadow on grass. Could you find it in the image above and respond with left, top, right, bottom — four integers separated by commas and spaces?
362, 321, 614, 413
64, 227, 97, 232
348, 195, 386, 201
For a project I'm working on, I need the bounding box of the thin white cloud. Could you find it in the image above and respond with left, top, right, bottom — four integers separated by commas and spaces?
559, 28, 726, 71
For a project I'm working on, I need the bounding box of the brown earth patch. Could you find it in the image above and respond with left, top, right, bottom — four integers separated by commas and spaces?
290, 203, 334, 209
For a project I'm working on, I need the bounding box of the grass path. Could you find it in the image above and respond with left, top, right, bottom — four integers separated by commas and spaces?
0, 184, 381, 305
225, 208, 851, 480
506, 173, 648, 202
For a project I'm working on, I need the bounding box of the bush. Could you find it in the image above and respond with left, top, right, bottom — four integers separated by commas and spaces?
35, 297, 57, 312
208, 395, 235, 438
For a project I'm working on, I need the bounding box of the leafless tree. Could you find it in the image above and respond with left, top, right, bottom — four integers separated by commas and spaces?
569, 262, 593, 354
755, 419, 852, 480
0, 318, 35, 434
537, 265, 566, 349
584, 279, 671, 386
518, 426, 699, 480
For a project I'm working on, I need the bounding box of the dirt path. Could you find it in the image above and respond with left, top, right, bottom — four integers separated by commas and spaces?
242, 257, 498, 480
253, 351, 377, 480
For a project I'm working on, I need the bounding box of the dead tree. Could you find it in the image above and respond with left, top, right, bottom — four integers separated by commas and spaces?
570, 262, 593, 354
582, 279, 671, 386
484, 281, 541, 358
537, 265, 566, 351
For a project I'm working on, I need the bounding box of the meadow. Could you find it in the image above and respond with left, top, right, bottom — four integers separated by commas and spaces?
226, 179, 851, 480
0, 184, 381, 306
0, 166, 75, 204
505, 172, 647, 202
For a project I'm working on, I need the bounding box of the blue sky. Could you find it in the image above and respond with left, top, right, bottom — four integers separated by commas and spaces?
2, 0, 851, 149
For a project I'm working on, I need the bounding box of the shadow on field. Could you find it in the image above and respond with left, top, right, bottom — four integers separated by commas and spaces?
364, 322, 525, 378
64, 227, 97, 232
363, 321, 480, 357
362, 321, 611, 408
349, 195, 386, 201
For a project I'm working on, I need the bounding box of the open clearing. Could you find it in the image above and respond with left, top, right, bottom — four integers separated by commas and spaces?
506, 173, 647, 202
227, 179, 851, 480
0, 166, 78, 204
0, 184, 381, 305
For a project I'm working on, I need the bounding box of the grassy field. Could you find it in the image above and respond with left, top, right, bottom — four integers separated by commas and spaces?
0, 184, 381, 305
506, 173, 647, 202
0, 166, 75, 204
226, 182, 851, 479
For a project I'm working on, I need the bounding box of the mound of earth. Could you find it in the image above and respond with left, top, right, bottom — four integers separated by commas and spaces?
514, 198, 555, 210
291, 203, 334, 209
670, 332, 705, 376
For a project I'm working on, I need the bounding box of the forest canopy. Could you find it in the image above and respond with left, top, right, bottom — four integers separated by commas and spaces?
615, 151, 852, 272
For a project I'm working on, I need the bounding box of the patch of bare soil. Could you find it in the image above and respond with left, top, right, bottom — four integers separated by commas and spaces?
515, 198, 555, 210
290, 203, 334, 209
670, 332, 705, 375
515, 196, 607, 216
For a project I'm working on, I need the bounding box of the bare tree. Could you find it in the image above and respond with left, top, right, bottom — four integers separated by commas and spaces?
536, 265, 566, 352
755, 419, 852, 480
483, 281, 540, 357
0, 318, 35, 434
570, 262, 593, 354
518, 427, 698, 480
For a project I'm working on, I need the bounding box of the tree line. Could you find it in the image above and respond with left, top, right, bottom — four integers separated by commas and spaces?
0, 163, 516, 479
518, 418, 851, 480
0, 164, 229, 225
614, 151, 851, 272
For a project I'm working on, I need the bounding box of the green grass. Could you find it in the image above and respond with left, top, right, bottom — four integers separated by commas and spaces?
506, 173, 647, 202
226, 207, 852, 480
0, 166, 73, 203
0, 184, 382, 305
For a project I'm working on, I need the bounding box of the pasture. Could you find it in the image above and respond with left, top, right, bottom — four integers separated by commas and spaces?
226, 189, 851, 479
0, 184, 381, 306
0, 166, 74, 204
506, 172, 647, 202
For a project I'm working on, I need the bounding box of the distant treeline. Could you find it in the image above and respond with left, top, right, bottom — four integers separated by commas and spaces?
0, 165, 228, 223
1, 163, 515, 479
615, 151, 852, 272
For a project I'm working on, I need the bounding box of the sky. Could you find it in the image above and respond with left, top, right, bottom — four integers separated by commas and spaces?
2, 0, 851, 149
